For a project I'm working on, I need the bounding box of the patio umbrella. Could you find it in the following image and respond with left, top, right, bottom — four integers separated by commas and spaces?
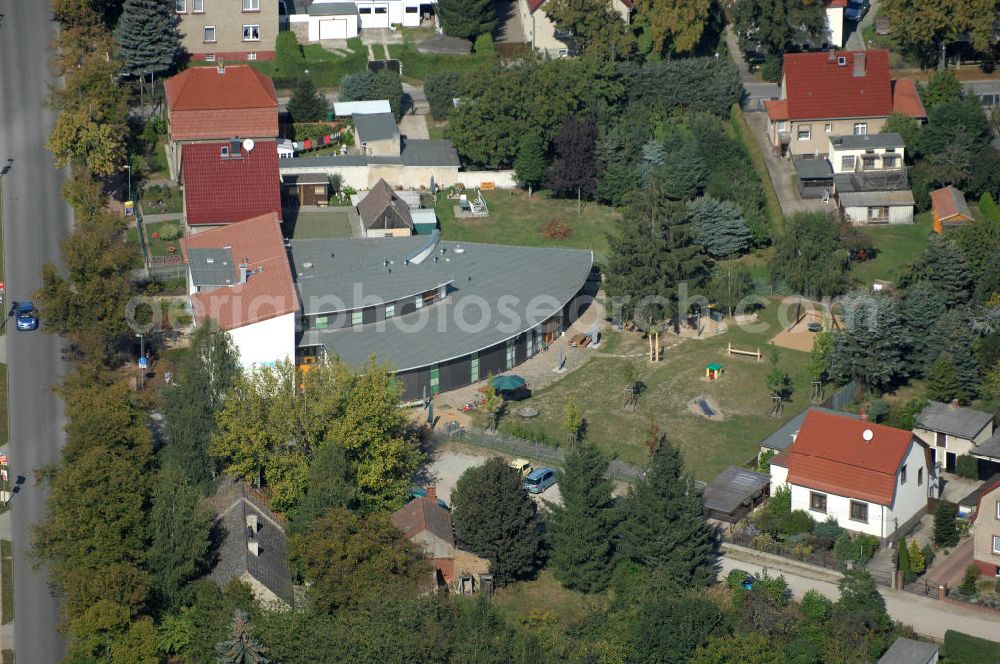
492, 375, 526, 392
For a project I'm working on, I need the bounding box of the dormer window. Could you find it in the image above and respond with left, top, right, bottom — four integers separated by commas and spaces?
220, 145, 230, 158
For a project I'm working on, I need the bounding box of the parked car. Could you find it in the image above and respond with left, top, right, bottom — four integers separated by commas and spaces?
509, 459, 533, 477
14, 301, 38, 331
523, 467, 558, 494
845, 0, 869, 22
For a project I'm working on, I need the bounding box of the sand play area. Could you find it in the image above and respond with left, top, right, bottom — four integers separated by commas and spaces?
769, 306, 841, 352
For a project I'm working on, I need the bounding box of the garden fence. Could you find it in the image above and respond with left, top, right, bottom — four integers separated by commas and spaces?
821, 381, 857, 412
904, 578, 942, 599
442, 426, 706, 488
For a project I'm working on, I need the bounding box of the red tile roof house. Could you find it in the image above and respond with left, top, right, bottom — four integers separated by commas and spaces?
181, 139, 282, 228
163, 64, 279, 181
764, 50, 926, 158
391, 487, 491, 593
179, 212, 298, 367
769, 410, 933, 540
971, 476, 1000, 577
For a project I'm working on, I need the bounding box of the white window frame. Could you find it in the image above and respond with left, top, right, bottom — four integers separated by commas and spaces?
247, 52, 257, 61
243, 0, 260, 10
797, 124, 811, 141
205, 53, 216, 62
242, 24, 260, 41
175, 0, 187, 13
996, 500, 1000, 519
203, 25, 217, 43
993, 535, 1000, 554
351, 310, 363, 326
841, 155, 855, 171
825, 123, 833, 133
374, 5, 388, 12
192, 0, 204, 12
854, 122, 868, 135
385, 303, 395, 319
849, 500, 868, 523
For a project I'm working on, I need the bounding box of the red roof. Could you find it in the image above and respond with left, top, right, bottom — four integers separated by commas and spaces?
891, 79, 927, 119
826, 0, 848, 7
182, 141, 281, 226
164, 65, 278, 140
527, 0, 545, 11
931, 185, 973, 222
392, 496, 455, 545
782, 50, 893, 121
180, 212, 298, 331
784, 410, 918, 505
765, 99, 789, 121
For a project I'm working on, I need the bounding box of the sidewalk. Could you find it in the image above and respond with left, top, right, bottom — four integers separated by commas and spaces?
0, 510, 12, 652
722, 544, 1000, 641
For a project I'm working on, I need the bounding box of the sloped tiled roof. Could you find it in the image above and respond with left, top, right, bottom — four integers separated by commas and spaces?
891, 79, 927, 119
784, 410, 917, 505
930, 187, 974, 224
180, 212, 298, 331
392, 496, 455, 545
782, 50, 893, 121
165, 66, 277, 140
181, 141, 281, 226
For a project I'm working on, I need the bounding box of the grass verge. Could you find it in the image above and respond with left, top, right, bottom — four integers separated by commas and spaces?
730, 105, 783, 235
1, 540, 12, 625
437, 190, 618, 262
942, 630, 1000, 664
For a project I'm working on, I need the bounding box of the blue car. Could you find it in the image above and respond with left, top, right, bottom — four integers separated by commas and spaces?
523, 467, 558, 494
844, 0, 869, 22
14, 301, 38, 331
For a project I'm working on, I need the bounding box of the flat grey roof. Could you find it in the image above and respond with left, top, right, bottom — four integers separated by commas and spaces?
281, 173, 329, 186
794, 158, 833, 180
354, 112, 398, 142
974, 433, 1000, 461
307, 2, 358, 15
292, 238, 593, 372
188, 248, 236, 286
877, 637, 938, 664
838, 189, 915, 207
831, 133, 904, 150
280, 139, 461, 169
834, 170, 910, 194
703, 465, 770, 515
917, 400, 993, 439
760, 406, 859, 451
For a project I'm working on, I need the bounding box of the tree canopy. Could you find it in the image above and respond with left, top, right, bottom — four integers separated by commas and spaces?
769, 213, 850, 297
436, 0, 496, 39
286, 77, 329, 122
113, 0, 181, 78
689, 196, 752, 257
829, 292, 911, 395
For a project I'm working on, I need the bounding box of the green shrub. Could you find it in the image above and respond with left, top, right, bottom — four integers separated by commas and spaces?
813, 516, 844, 542
158, 225, 180, 242
980, 192, 1000, 222
770, 485, 791, 513
959, 565, 980, 595
474, 33, 495, 56
934, 500, 960, 547
955, 454, 979, 479
726, 568, 752, 591
780, 510, 815, 536
867, 398, 890, 423
833, 533, 879, 563
761, 54, 782, 82
921, 543, 935, 569
800, 589, 832, 622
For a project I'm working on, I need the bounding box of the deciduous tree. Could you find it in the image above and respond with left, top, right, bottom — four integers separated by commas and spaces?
545, 0, 634, 57
451, 458, 544, 584
635, 0, 713, 55
546, 115, 598, 206
705, 263, 755, 317
548, 440, 617, 592
769, 212, 849, 297
513, 130, 548, 197
290, 508, 428, 613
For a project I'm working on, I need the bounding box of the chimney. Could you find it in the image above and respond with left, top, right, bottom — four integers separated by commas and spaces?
247, 539, 259, 557
828, 48, 836, 62
246, 513, 259, 534
239, 257, 249, 284
229, 137, 241, 157
426, 485, 437, 501
217, 60, 225, 74
853, 52, 866, 77
949, 399, 960, 409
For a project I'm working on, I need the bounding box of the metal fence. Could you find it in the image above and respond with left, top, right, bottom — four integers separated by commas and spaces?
904, 578, 941, 599
442, 426, 704, 487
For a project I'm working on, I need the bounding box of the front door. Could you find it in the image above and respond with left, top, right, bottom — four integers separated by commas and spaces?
946, 452, 957, 473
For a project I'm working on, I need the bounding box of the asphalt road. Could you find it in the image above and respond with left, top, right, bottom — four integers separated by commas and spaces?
0, 0, 73, 661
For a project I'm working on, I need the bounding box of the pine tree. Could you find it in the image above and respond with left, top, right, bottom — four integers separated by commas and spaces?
513, 131, 548, 197
895, 536, 911, 577
905, 235, 972, 307
451, 457, 544, 584
933, 500, 960, 548
688, 196, 751, 257
926, 352, 962, 403
829, 291, 911, 395
286, 77, 329, 122
616, 431, 715, 587
216, 609, 269, 664
908, 539, 926, 573
927, 308, 980, 401
548, 440, 617, 592
114, 0, 182, 79
437, 0, 497, 39
899, 281, 947, 376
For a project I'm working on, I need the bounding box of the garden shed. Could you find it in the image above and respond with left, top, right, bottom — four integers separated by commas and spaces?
703, 465, 770, 523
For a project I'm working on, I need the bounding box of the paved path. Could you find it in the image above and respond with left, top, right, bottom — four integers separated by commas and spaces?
0, 0, 74, 660
722, 546, 1000, 641
845, 0, 882, 51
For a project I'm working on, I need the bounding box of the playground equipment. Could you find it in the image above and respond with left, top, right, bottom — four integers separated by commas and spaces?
705, 363, 723, 380
788, 297, 842, 333
727, 343, 763, 361
696, 398, 717, 417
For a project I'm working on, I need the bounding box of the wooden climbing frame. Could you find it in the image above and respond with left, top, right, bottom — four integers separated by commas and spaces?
727, 343, 763, 361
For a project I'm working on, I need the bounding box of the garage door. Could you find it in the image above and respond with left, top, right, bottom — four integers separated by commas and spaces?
319, 18, 348, 39
358, 4, 390, 28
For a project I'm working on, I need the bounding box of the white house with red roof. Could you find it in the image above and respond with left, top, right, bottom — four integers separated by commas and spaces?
764, 50, 926, 158
516, 0, 632, 57
180, 212, 298, 366
769, 410, 932, 540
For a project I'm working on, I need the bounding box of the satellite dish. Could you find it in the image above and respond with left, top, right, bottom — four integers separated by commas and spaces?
242, 138, 255, 152
862, 429, 874, 442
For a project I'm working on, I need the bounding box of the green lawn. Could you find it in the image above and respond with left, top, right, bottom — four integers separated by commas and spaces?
145, 135, 169, 181
255, 38, 368, 90
484, 300, 816, 481
284, 209, 354, 239
1, 540, 11, 625
127, 219, 183, 258
437, 190, 618, 263
942, 630, 1000, 664
387, 42, 488, 83
493, 570, 599, 625
141, 184, 183, 215
849, 212, 932, 287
